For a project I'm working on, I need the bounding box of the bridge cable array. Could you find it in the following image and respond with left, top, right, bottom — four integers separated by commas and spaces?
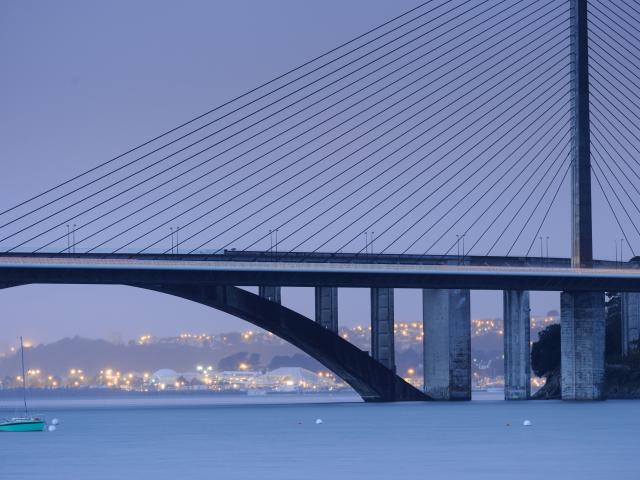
3, 0, 483, 244
0, 0, 437, 220
1, 0, 612, 259
189, 6, 572, 257
587, 0, 640, 257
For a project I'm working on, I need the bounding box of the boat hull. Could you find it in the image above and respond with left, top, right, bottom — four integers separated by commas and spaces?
0, 420, 46, 432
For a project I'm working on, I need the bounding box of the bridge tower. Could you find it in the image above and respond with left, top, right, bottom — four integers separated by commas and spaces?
561, 0, 606, 401
570, 0, 592, 269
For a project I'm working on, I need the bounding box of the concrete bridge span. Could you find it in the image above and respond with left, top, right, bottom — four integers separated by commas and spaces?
0, 281, 427, 402
2, 255, 640, 402
0, 256, 639, 292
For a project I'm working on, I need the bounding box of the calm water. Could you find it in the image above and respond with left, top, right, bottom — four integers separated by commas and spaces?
1, 393, 639, 479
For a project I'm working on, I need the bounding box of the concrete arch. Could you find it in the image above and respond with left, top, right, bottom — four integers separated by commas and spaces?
138, 284, 428, 402
1, 282, 428, 402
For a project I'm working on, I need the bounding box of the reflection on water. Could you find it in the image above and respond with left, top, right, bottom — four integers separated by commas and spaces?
1, 393, 639, 480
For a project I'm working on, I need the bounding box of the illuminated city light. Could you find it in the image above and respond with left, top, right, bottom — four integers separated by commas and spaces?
0, 314, 559, 394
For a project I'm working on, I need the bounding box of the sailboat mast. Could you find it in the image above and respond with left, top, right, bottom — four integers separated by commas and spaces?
19, 336, 28, 417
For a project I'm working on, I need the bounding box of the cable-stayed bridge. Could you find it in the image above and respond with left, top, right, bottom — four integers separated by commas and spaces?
1, 0, 640, 402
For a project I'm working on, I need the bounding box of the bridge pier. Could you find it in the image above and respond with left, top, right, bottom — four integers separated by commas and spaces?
258, 286, 281, 304
315, 287, 338, 333
371, 288, 395, 371
561, 291, 606, 400
503, 290, 530, 400
423, 289, 471, 400
621, 292, 640, 356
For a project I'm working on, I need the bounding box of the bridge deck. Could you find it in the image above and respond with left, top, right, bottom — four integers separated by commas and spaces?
0, 254, 638, 292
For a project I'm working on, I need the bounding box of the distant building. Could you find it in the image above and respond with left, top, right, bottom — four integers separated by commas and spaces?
255, 367, 323, 392
149, 369, 179, 388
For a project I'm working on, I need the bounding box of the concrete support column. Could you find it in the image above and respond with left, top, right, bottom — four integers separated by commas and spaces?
503, 290, 531, 400
423, 289, 471, 400
621, 292, 640, 356
315, 287, 338, 333
258, 286, 281, 304
371, 288, 395, 371
561, 291, 605, 400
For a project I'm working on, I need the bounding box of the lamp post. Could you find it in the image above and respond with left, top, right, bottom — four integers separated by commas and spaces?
546, 236, 550, 259
540, 236, 544, 259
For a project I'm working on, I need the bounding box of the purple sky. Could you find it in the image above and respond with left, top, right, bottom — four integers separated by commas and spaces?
1, 0, 633, 348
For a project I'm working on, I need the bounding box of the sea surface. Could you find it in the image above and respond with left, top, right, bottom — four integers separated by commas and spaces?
1, 392, 639, 479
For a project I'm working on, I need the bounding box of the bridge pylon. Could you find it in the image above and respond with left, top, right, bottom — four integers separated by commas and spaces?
561, 0, 606, 401
570, 0, 593, 269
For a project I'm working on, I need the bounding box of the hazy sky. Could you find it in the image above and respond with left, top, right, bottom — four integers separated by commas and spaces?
1, 0, 633, 348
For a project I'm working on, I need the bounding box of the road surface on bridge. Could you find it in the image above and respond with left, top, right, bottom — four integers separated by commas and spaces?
0, 255, 638, 292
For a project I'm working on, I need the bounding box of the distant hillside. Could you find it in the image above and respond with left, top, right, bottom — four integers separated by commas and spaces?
0, 336, 313, 376
0, 317, 537, 379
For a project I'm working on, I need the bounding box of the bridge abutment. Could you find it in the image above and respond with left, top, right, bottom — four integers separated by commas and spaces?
371, 287, 395, 372
561, 291, 605, 400
259, 286, 281, 304
315, 287, 338, 333
422, 289, 471, 400
503, 290, 530, 400
621, 292, 640, 356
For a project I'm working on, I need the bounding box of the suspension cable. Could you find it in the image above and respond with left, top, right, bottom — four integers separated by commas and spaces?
422, 122, 571, 255
0, 0, 441, 219
591, 165, 637, 257
324, 76, 570, 255
0, 0, 476, 236
157, 16, 570, 254
43, 0, 527, 253
238, 57, 571, 255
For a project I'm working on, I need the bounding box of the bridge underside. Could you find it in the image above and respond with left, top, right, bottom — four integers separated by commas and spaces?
1, 282, 427, 402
